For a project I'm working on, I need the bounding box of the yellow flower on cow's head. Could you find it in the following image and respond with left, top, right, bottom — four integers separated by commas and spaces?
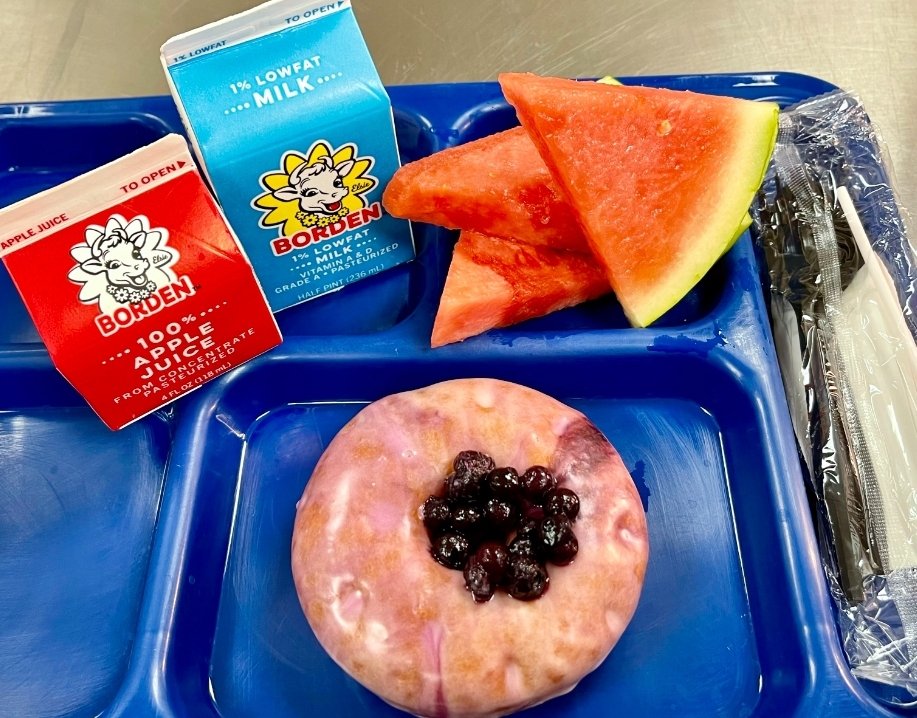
253, 140, 377, 237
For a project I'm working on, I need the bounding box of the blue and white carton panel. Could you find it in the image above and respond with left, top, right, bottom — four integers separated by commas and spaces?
161, 0, 415, 312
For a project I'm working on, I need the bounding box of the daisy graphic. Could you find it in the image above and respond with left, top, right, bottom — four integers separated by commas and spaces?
252, 140, 377, 238
68, 214, 178, 314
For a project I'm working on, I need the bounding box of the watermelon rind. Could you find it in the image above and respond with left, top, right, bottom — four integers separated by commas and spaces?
723, 213, 753, 257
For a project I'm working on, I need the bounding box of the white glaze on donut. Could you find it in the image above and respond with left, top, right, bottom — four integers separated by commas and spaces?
291, 378, 649, 717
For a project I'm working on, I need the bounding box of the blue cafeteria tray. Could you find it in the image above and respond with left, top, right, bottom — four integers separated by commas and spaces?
0, 73, 908, 718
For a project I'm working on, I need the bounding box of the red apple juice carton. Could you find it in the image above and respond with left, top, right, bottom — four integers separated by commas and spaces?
161, 0, 415, 312
0, 134, 281, 430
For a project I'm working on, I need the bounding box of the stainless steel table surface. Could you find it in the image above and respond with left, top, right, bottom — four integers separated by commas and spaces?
0, 0, 914, 209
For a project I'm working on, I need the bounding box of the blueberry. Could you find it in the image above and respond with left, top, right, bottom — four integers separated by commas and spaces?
521, 501, 545, 523
516, 517, 539, 539
486, 467, 521, 498
446, 472, 481, 501
506, 555, 549, 600
451, 504, 486, 536
463, 557, 495, 602
484, 497, 517, 532
507, 533, 540, 561
453, 451, 495, 481
426, 451, 572, 600
544, 488, 580, 521
551, 532, 579, 565
538, 515, 578, 565
431, 533, 470, 570
421, 495, 451, 536
474, 541, 509, 583
446, 470, 484, 502
447, 451, 497, 502
538, 514, 571, 547
522, 466, 556, 501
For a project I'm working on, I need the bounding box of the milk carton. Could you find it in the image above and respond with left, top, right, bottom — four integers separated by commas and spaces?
0, 135, 282, 430
161, 0, 414, 312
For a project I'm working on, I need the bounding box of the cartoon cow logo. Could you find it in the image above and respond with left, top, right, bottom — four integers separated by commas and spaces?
271, 155, 354, 216
252, 140, 377, 237
68, 214, 178, 314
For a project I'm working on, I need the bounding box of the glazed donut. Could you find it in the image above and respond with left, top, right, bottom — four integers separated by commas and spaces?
291, 378, 648, 717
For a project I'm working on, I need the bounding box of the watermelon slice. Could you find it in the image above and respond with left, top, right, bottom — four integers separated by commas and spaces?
727, 213, 753, 255
383, 127, 589, 254
383, 77, 621, 254
431, 231, 609, 347
499, 72, 778, 327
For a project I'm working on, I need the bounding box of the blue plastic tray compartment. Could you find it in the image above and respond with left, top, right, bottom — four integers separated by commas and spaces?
130, 346, 783, 717
0, 101, 441, 348
0, 73, 902, 718
0, 73, 841, 351
0, 364, 169, 718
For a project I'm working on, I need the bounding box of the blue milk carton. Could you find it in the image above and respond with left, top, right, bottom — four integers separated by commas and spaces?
161, 0, 414, 312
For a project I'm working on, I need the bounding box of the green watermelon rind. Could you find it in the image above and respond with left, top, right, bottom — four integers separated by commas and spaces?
722, 213, 753, 257
626, 104, 778, 326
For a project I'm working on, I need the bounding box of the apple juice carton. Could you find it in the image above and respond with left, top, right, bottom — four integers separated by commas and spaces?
161, 0, 414, 312
0, 135, 282, 430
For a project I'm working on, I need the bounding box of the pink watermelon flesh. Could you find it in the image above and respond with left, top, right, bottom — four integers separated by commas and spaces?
499, 73, 778, 327
383, 127, 590, 254
431, 230, 609, 347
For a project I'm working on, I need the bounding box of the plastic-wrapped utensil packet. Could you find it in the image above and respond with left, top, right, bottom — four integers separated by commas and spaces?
754, 90, 917, 700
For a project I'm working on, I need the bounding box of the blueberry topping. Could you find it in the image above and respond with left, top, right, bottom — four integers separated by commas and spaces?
486, 467, 521, 498
432, 532, 470, 570
453, 451, 495, 481
451, 504, 486, 535
474, 541, 509, 582
507, 533, 540, 561
516, 517, 539, 539
447, 470, 484, 502
421, 495, 451, 536
521, 501, 545, 523
506, 555, 549, 600
550, 532, 579, 565
421, 451, 581, 602
484, 497, 517, 532
538, 515, 579, 565
538, 514, 573, 550
463, 557, 496, 602
521, 465, 557, 501
544, 488, 580, 521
